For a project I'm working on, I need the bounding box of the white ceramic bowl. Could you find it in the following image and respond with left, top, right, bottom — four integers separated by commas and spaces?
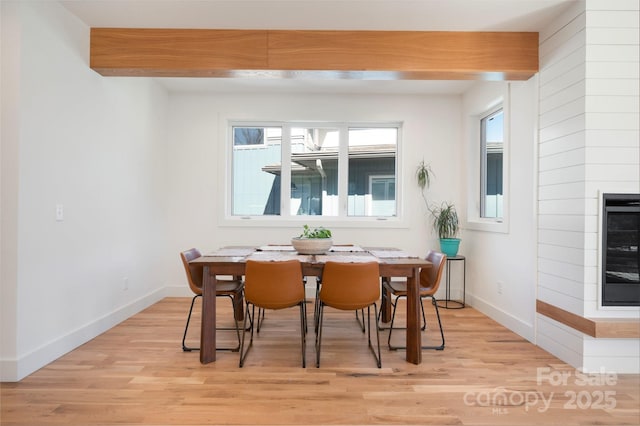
291, 237, 333, 254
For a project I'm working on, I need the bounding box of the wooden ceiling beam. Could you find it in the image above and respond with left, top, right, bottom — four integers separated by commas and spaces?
90, 29, 538, 80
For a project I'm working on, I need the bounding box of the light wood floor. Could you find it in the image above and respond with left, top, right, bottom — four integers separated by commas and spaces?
2, 297, 639, 425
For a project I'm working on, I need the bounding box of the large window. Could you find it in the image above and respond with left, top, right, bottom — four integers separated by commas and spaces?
480, 108, 504, 219
290, 126, 340, 216
232, 127, 282, 216
231, 122, 399, 219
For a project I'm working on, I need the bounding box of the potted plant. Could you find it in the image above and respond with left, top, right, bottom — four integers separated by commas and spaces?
291, 224, 333, 254
416, 160, 461, 257
430, 201, 461, 257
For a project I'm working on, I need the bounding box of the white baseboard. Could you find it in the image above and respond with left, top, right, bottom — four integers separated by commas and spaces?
0, 288, 166, 382
465, 292, 536, 343
165, 285, 193, 297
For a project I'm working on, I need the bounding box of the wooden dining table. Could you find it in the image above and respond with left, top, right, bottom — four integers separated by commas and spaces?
189, 246, 432, 365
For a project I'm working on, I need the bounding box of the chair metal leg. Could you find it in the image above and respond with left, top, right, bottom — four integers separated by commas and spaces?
387, 296, 445, 351
422, 298, 445, 350
314, 281, 321, 333
299, 301, 306, 368
355, 309, 366, 333
315, 302, 324, 368
182, 294, 200, 352
379, 294, 427, 331
218, 294, 242, 352
314, 298, 320, 333
302, 300, 308, 335
239, 303, 256, 367
367, 304, 382, 368
316, 302, 381, 368
386, 296, 399, 350
256, 307, 266, 333
240, 302, 306, 368
183, 293, 243, 352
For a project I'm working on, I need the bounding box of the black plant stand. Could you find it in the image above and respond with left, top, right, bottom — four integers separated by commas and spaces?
438, 255, 466, 309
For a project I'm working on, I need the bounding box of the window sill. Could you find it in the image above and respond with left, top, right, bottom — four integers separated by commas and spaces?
465, 218, 508, 234
221, 215, 409, 229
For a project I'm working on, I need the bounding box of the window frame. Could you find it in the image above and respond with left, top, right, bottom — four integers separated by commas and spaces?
222, 119, 405, 228
464, 87, 510, 234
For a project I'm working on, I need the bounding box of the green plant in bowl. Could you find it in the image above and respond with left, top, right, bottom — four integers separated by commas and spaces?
292, 225, 333, 254
300, 224, 332, 239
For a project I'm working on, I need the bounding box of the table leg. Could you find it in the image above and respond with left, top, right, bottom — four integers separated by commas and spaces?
381, 276, 391, 323
405, 267, 422, 364
200, 266, 217, 364
234, 276, 245, 322
234, 292, 245, 321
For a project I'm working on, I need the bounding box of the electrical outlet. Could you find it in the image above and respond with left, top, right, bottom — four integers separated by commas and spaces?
123, 277, 129, 291
497, 281, 503, 295
56, 204, 64, 221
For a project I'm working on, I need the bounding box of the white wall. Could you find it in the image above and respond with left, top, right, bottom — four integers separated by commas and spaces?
0, 1, 170, 381
461, 80, 538, 342
164, 93, 463, 293
1, 0, 22, 380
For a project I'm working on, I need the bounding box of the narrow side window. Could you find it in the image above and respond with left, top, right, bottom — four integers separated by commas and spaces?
480, 108, 504, 219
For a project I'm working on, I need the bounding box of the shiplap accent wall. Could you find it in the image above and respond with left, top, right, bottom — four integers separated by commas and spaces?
537, 0, 640, 373
582, 0, 639, 373
538, 1, 589, 320
583, 0, 640, 318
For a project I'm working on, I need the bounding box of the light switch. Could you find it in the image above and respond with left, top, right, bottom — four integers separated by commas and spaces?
56, 204, 64, 221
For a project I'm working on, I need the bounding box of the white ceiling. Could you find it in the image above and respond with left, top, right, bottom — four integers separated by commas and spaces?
60, 0, 577, 94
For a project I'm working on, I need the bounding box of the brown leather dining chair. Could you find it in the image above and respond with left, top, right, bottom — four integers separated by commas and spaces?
315, 261, 382, 368
180, 248, 244, 352
382, 250, 447, 351
239, 259, 307, 368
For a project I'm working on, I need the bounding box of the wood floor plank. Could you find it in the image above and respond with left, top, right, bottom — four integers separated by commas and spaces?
1, 297, 638, 425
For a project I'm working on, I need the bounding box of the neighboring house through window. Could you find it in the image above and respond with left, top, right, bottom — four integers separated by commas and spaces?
231, 122, 399, 219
